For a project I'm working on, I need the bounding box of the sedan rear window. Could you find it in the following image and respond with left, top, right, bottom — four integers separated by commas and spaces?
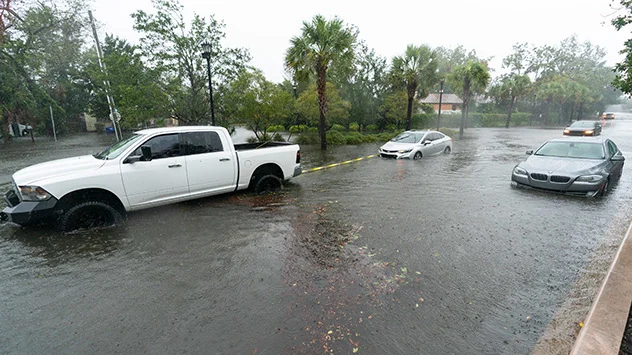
535, 142, 605, 159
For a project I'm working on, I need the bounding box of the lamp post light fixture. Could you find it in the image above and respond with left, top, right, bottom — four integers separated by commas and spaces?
436, 79, 444, 130
201, 41, 216, 126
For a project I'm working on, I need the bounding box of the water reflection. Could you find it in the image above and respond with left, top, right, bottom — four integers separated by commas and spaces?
0, 224, 124, 267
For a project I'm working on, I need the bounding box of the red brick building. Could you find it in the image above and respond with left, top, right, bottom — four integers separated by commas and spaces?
420, 93, 463, 112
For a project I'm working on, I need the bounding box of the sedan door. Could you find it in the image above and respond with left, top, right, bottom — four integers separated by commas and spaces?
120, 133, 189, 209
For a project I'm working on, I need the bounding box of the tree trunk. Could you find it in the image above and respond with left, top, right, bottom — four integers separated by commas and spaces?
505, 96, 515, 128
316, 65, 328, 151
406, 96, 413, 131
459, 86, 469, 139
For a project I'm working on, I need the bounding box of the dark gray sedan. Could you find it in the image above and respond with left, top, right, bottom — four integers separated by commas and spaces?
511, 137, 625, 197
563, 120, 602, 136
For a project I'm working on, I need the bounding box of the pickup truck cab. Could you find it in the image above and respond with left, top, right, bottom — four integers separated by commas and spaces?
2, 126, 301, 231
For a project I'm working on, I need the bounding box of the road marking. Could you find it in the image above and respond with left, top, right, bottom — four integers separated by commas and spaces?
303, 154, 378, 174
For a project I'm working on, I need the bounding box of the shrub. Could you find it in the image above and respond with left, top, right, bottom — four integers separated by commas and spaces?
345, 132, 364, 145
349, 122, 360, 132
94, 123, 105, 134
438, 127, 458, 138
365, 124, 379, 133
330, 124, 346, 132
268, 125, 285, 132
289, 125, 309, 133
384, 124, 397, 132
295, 132, 319, 145
308, 127, 319, 133
326, 131, 346, 145
272, 132, 285, 142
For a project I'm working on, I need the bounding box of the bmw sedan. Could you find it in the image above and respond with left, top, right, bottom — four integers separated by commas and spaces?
563, 120, 602, 136
379, 130, 452, 160
511, 137, 625, 197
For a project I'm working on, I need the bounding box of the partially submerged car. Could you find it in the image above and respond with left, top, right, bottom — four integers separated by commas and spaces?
511, 137, 624, 197
563, 120, 602, 136
379, 130, 452, 160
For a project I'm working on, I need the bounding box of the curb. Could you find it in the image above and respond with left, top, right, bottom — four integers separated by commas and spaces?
570, 220, 632, 354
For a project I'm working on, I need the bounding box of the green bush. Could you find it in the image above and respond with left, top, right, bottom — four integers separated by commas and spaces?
268, 125, 285, 132
272, 132, 285, 142
330, 124, 346, 132
349, 122, 360, 132
438, 127, 458, 138
384, 124, 397, 132
365, 124, 379, 133
295, 132, 319, 145
308, 127, 319, 133
326, 131, 347, 145
94, 123, 105, 133
289, 125, 309, 133
345, 132, 364, 144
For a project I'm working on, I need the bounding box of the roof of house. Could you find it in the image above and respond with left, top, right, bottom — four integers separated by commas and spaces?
420, 93, 463, 104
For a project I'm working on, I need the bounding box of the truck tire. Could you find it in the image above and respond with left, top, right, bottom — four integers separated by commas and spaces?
58, 201, 124, 232
254, 174, 283, 194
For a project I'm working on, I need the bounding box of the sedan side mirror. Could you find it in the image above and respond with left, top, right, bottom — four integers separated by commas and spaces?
526, 150, 534, 155
423, 140, 431, 145
611, 154, 625, 162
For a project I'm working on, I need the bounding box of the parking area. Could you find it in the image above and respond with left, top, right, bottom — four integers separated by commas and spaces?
1, 121, 631, 354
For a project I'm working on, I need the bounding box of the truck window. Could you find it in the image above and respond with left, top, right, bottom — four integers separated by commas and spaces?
133, 134, 181, 159
183, 131, 224, 155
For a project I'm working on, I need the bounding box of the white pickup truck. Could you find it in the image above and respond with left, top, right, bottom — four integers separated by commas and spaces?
1, 126, 302, 231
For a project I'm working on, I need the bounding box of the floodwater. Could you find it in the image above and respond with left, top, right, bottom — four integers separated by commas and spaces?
1, 120, 631, 354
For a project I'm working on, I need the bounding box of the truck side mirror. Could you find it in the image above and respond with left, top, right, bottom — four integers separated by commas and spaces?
141, 146, 152, 161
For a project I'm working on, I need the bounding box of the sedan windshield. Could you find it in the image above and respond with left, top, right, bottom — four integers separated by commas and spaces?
534, 141, 605, 159
391, 133, 423, 143
93, 134, 145, 160
569, 121, 597, 128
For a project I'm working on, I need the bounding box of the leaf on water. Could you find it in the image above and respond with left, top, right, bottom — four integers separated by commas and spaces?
401, 267, 408, 273
328, 330, 333, 335
415, 271, 421, 275
353, 348, 359, 353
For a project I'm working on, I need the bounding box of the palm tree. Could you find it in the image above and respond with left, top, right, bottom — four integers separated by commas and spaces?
285, 15, 356, 150
391, 45, 438, 131
450, 60, 490, 139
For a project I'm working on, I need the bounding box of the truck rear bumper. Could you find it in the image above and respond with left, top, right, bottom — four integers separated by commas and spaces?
293, 165, 302, 177
3, 189, 59, 226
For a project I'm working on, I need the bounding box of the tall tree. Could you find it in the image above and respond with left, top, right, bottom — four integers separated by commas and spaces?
449, 60, 490, 138
295, 82, 350, 129
390, 44, 438, 130
132, 0, 250, 125
285, 15, 356, 150
612, 0, 632, 95
85, 35, 169, 128
490, 74, 531, 128
221, 69, 293, 141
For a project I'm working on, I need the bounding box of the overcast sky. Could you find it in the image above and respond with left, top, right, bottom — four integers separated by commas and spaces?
90, 0, 630, 83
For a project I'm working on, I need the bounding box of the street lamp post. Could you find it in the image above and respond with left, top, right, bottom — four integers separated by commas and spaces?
201, 41, 215, 126
292, 83, 298, 127
436, 79, 444, 130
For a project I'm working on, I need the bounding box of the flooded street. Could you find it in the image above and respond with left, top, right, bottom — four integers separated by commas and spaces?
1, 121, 631, 354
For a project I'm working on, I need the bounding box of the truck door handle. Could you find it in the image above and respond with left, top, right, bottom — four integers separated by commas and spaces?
168, 164, 182, 168
219, 158, 230, 161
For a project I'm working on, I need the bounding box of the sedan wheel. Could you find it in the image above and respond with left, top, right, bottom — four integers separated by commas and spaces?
413, 152, 422, 160
444, 146, 451, 154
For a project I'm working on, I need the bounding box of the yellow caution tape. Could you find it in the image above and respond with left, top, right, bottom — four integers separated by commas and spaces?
302, 154, 378, 174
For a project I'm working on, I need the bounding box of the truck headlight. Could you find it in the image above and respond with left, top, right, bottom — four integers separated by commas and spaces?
19, 186, 52, 201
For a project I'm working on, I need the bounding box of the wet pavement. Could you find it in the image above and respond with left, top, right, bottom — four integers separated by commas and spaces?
1, 121, 631, 354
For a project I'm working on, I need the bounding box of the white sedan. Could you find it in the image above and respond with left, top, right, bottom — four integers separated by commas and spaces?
379, 130, 453, 160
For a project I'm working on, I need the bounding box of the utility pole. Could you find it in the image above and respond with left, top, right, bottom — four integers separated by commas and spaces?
88, 10, 120, 141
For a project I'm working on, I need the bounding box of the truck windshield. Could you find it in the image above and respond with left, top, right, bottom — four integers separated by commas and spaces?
93, 134, 145, 160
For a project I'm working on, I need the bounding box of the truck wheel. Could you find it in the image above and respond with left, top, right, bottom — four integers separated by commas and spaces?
58, 201, 124, 232
254, 174, 282, 194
